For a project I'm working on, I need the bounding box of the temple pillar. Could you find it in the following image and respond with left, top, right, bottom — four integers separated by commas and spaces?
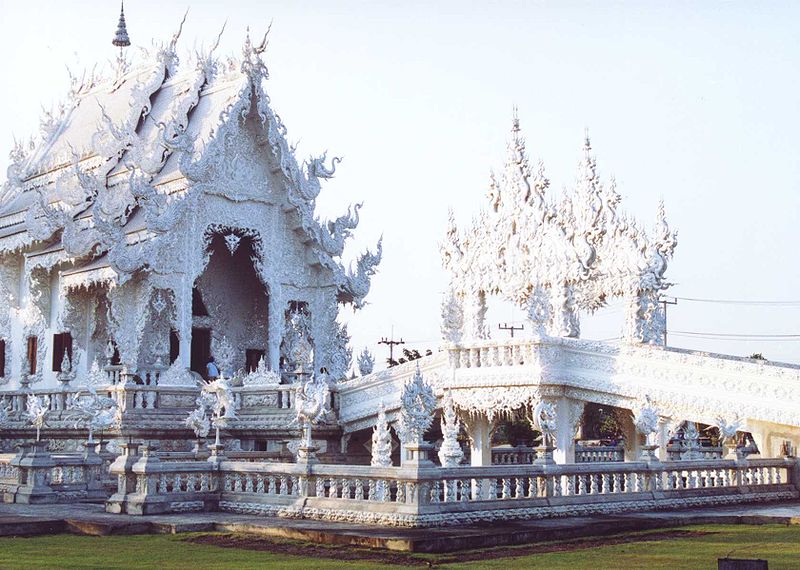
620, 412, 642, 461
266, 291, 283, 373
464, 414, 492, 466
656, 417, 673, 461
175, 284, 192, 370
553, 398, 584, 464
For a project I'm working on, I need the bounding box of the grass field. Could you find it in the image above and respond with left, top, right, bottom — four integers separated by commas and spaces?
0, 524, 797, 569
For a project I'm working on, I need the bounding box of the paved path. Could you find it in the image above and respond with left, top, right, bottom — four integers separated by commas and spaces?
0, 501, 798, 552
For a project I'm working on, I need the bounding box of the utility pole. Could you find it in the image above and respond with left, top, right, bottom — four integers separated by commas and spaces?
379, 334, 405, 365
499, 323, 524, 338
661, 296, 677, 346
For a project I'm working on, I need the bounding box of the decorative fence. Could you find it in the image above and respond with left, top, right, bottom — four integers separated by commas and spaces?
447, 339, 541, 369
575, 444, 625, 463
0, 444, 110, 504
107, 450, 800, 527
0, 383, 298, 426
666, 444, 724, 461
492, 446, 537, 465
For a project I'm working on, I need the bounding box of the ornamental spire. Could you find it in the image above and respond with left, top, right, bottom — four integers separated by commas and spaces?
112, 2, 131, 48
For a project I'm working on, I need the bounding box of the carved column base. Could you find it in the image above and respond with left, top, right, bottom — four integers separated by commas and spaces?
639, 444, 660, 463
193, 438, 210, 460
296, 444, 319, 465
534, 445, 556, 465
402, 442, 435, 467
207, 443, 226, 466
81, 440, 106, 500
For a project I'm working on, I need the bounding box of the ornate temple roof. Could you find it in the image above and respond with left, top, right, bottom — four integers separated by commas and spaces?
0, 22, 381, 307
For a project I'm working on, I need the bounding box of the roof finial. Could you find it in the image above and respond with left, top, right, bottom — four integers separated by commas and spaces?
112, 2, 131, 48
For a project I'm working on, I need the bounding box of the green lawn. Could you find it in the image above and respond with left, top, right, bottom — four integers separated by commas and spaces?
0, 525, 797, 569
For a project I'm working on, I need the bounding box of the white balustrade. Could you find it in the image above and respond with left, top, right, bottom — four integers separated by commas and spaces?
107, 454, 798, 526
575, 444, 626, 463
448, 339, 547, 370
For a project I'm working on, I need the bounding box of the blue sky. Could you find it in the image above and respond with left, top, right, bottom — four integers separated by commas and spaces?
1, 1, 799, 366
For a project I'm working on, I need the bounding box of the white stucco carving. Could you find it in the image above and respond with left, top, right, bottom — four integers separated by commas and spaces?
441, 116, 677, 344
370, 402, 392, 467
396, 366, 436, 445
438, 391, 464, 467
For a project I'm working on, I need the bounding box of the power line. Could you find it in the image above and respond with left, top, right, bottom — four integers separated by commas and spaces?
670, 330, 800, 338
669, 330, 800, 340
673, 296, 800, 306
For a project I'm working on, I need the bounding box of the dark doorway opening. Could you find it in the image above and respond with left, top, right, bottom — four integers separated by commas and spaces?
191, 328, 211, 378
169, 330, 180, 364
52, 332, 73, 372
245, 349, 265, 372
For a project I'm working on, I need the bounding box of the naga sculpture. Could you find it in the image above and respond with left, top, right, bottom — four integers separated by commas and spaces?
294, 373, 331, 451
530, 400, 558, 447
68, 383, 119, 444
633, 395, 661, 446
187, 376, 238, 447
716, 415, 743, 458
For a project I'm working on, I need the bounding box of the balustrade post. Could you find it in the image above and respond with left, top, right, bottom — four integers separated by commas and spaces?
11, 441, 56, 504
81, 440, 106, 501
789, 457, 800, 492
105, 442, 141, 514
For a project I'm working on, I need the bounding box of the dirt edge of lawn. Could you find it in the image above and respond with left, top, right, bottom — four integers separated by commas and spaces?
185, 529, 713, 566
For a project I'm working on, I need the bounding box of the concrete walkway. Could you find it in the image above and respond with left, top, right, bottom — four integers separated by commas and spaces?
0, 501, 799, 552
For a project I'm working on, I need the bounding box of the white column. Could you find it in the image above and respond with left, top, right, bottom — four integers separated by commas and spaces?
553, 398, 583, 464
175, 284, 192, 370
656, 418, 673, 461
620, 412, 641, 462
465, 414, 492, 466
267, 290, 282, 372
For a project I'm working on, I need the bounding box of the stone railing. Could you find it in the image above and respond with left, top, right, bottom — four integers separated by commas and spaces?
0, 443, 108, 504
666, 444, 724, 461
491, 445, 537, 465
575, 444, 626, 463
110, 385, 199, 411
447, 339, 543, 370
0, 453, 19, 494
104, 365, 124, 385
107, 451, 800, 527
0, 387, 117, 414
233, 385, 295, 411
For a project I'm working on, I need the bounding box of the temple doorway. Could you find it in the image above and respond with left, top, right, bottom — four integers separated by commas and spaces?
191, 328, 211, 377
191, 231, 271, 377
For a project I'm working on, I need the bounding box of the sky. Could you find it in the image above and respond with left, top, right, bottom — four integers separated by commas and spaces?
1, 1, 799, 367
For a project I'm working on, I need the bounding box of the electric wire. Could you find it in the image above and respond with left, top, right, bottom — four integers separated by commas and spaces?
672, 296, 800, 306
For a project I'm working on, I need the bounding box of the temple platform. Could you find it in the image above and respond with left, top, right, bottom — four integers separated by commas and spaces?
0, 501, 798, 553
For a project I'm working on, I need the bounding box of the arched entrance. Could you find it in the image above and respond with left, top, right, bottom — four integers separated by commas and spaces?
190, 231, 270, 379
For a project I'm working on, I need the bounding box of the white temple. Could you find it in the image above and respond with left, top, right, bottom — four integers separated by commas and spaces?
0, 12, 798, 527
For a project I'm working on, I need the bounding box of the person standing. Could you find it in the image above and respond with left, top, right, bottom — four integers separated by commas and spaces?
206, 356, 220, 382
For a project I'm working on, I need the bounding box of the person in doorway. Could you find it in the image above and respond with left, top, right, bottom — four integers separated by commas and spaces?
206, 356, 220, 382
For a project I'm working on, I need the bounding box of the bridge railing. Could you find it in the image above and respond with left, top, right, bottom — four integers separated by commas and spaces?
106, 452, 800, 526
0, 444, 109, 503
492, 445, 537, 464
575, 444, 626, 463
447, 339, 543, 369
